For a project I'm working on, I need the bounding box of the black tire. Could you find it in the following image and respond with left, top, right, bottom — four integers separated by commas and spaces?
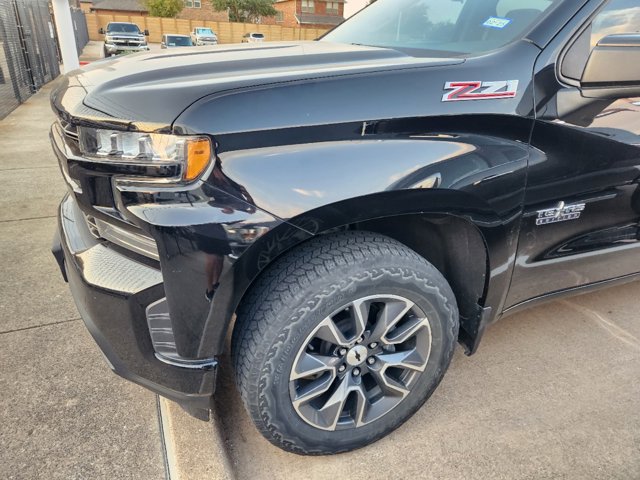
103, 47, 110, 58
232, 231, 459, 455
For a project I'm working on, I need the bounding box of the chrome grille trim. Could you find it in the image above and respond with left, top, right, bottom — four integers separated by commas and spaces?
146, 298, 216, 370
59, 119, 79, 141
85, 214, 160, 261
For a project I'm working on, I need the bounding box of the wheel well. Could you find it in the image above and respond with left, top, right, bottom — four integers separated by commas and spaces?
348, 214, 489, 339
229, 213, 489, 354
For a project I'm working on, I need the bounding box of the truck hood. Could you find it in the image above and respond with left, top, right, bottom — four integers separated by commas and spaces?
68, 41, 462, 128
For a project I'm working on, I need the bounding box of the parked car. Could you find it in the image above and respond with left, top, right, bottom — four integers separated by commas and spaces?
161, 34, 193, 49
242, 32, 265, 43
51, 0, 640, 456
191, 27, 218, 46
100, 22, 149, 57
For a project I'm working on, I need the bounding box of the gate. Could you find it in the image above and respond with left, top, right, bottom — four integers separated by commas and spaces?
0, 0, 65, 119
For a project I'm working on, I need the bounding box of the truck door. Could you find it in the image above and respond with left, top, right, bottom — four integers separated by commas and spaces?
506, 0, 640, 308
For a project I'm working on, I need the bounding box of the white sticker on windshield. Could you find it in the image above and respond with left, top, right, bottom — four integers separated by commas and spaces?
483, 17, 512, 29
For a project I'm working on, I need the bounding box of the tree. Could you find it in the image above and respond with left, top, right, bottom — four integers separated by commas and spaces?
145, 0, 184, 17
210, 0, 277, 23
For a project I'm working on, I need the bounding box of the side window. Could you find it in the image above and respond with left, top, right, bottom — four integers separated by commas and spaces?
591, 0, 640, 46
301, 0, 315, 14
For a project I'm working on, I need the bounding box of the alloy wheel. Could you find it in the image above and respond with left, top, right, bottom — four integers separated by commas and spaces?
289, 294, 432, 431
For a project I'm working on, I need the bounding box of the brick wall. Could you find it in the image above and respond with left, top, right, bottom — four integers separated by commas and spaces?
265, 0, 344, 28
91, 8, 148, 16
265, 0, 297, 28
177, 3, 229, 22
311, 1, 345, 17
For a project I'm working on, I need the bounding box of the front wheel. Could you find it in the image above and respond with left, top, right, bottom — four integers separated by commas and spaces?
232, 232, 459, 455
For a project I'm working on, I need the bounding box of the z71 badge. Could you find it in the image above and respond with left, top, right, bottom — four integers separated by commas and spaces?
536, 202, 586, 226
442, 80, 519, 102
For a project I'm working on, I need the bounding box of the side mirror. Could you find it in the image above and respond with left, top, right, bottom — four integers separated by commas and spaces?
581, 34, 640, 98
144, 29, 150, 36
99, 28, 104, 34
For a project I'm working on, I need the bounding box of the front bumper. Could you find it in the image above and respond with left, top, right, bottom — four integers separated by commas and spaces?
104, 43, 150, 54
52, 195, 217, 415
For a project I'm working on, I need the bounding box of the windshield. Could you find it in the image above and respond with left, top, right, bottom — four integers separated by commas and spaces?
322, 0, 558, 56
196, 28, 215, 35
252, 33, 265, 38
167, 36, 193, 46
107, 23, 141, 34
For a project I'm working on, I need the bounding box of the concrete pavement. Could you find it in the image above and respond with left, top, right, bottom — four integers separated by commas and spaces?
0, 76, 232, 480
0, 43, 229, 480
0, 84, 166, 479
215, 283, 640, 479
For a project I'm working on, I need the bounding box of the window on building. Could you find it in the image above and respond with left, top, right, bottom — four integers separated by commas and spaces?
184, 0, 201, 8
326, 1, 339, 15
301, 0, 315, 13
276, 11, 284, 22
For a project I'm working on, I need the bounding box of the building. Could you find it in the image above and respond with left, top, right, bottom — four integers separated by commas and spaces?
266, 0, 345, 29
177, 1, 228, 22
90, 0, 148, 16
86, 0, 228, 22
79, 0, 92, 13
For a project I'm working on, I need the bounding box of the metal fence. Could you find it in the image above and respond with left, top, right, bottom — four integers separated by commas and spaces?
70, 7, 89, 56
0, 0, 86, 119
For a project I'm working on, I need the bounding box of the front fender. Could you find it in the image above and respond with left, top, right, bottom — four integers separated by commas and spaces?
201, 134, 529, 355
212, 134, 528, 222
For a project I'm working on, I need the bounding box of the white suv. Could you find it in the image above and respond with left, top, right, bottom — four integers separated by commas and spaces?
191, 27, 218, 46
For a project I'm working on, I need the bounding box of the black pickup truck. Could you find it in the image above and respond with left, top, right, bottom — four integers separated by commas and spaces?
50, 0, 640, 455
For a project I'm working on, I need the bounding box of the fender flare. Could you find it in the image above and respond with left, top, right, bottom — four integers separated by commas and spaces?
204, 188, 517, 356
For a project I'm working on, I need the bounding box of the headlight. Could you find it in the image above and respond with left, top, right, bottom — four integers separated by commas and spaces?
78, 127, 211, 182
105, 36, 114, 43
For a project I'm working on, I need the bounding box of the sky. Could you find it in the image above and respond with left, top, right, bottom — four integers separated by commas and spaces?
344, 0, 370, 18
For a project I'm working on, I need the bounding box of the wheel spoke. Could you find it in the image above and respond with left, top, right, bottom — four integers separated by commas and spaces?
369, 299, 414, 343
292, 371, 337, 407
316, 375, 351, 430
352, 383, 369, 427
377, 348, 427, 372
350, 298, 369, 341
368, 364, 411, 397
314, 317, 350, 347
291, 352, 337, 380
385, 316, 429, 345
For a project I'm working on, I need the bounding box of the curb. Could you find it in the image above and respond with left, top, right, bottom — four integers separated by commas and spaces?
158, 396, 235, 480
